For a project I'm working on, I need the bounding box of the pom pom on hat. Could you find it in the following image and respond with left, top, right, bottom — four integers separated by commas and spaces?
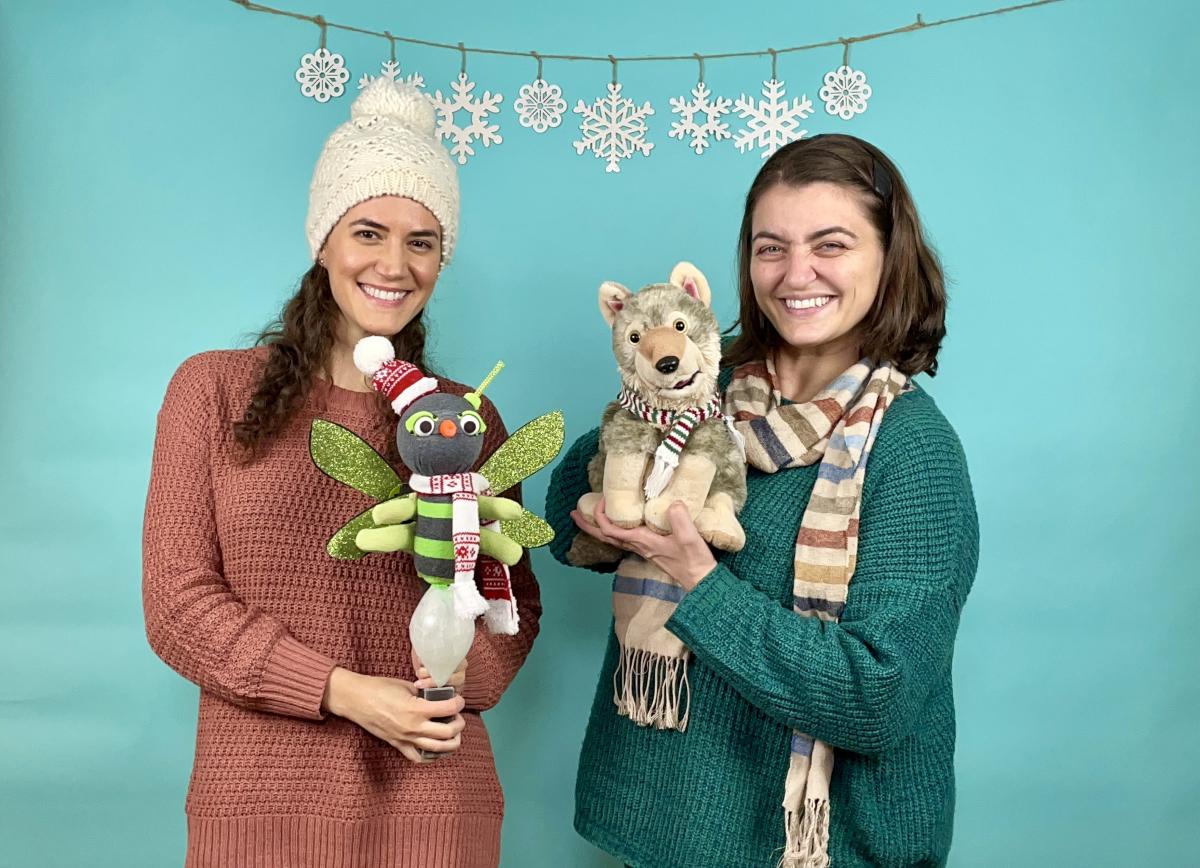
351, 77, 436, 137
353, 336, 438, 416
353, 335, 397, 378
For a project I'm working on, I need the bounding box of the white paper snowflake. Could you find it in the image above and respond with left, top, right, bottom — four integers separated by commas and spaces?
432, 72, 504, 165
573, 83, 654, 174
820, 65, 872, 120
668, 82, 732, 155
358, 59, 424, 91
295, 47, 350, 104
733, 79, 814, 159
514, 78, 567, 133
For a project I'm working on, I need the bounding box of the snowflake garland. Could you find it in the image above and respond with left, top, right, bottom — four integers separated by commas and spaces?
291, 49, 860, 163
819, 65, 872, 120
358, 59, 424, 92
514, 78, 567, 133
573, 82, 654, 173
431, 72, 504, 165
668, 82, 732, 155
295, 47, 350, 103
733, 78, 814, 159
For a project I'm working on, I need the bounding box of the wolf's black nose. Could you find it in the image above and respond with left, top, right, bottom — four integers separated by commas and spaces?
656, 356, 679, 374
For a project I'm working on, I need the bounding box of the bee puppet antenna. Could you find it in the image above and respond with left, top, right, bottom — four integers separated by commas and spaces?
465, 361, 505, 409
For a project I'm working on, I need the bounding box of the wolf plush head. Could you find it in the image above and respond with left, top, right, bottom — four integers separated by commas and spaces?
599, 262, 721, 412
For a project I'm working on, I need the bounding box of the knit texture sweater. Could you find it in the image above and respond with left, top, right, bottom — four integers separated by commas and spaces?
545, 379, 978, 868
143, 349, 540, 868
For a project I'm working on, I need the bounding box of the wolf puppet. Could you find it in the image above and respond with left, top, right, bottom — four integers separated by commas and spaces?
570, 261, 747, 566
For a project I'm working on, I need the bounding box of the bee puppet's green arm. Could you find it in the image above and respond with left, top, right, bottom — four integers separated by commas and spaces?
356, 522, 415, 554
478, 495, 522, 521
372, 493, 417, 525
354, 492, 418, 553
480, 528, 522, 565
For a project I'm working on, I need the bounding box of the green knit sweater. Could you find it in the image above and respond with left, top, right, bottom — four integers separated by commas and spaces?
545, 381, 978, 868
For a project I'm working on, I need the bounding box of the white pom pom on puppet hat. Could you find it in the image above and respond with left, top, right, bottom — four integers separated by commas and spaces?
353, 335, 438, 416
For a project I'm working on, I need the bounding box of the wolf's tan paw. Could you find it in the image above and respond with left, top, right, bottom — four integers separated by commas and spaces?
696, 508, 746, 552
605, 491, 645, 528
643, 496, 674, 535
576, 492, 602, 525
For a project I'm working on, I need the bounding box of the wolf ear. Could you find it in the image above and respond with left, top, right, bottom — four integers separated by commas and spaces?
598, 281, 632, 326
668, 261, 712, 309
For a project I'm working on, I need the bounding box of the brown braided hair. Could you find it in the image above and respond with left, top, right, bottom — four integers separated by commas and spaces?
233, 262, 432, 457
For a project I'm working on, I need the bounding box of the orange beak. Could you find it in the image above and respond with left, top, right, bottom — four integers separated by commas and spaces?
438, 419, 458, 438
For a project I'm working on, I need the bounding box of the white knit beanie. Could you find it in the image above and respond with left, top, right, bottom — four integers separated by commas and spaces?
306, 77, 460, 267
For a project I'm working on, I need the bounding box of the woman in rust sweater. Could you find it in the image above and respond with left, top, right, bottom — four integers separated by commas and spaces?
142, 77, 540, 867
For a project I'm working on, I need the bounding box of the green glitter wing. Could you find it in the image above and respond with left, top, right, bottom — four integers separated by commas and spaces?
311, 419, 410, 560
502, 509, 556, 549
326, 506, 379, 560
480, 411, 565, 495
479, 411, 563, 550
310, 419, 405, 500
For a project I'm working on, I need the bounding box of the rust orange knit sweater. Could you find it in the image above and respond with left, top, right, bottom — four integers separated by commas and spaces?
142, 349, 540, 868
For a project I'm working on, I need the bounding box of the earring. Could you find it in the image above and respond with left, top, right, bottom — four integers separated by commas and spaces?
318, 257, 326, 267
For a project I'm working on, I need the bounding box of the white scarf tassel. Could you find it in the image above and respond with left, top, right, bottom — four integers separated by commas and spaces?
643, 444, 680, 499
453, 576, 488, 619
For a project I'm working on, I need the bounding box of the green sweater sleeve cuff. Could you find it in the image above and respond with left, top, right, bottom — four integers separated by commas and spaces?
668, 564, 805, 657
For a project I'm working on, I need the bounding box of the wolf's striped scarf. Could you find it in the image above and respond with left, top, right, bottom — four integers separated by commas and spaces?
724, 356, 910, 868
616, 386, 724, 499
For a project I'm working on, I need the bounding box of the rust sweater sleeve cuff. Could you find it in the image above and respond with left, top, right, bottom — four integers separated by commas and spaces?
257, 634, 338, 720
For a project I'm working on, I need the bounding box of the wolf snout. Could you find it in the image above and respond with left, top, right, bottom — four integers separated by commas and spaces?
655, 356, 680, 374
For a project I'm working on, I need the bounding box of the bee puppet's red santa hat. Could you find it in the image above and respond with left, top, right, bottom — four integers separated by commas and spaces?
352, 336, 438, 416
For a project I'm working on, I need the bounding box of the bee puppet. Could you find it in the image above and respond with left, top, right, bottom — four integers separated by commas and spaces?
308, 336, 562, 634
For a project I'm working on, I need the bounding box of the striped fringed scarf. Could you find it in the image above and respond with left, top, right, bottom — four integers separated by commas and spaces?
611, 554, 692, 730
609, 387, 727, 730
724, 356, 910, 868
616, 386, 724, 499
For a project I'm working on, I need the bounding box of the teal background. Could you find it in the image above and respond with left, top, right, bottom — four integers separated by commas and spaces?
2, 0, 1197, 865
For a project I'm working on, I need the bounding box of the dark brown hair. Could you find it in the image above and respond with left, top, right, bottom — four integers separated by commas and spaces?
723, 133, 946, 376
233, 263, 432, 456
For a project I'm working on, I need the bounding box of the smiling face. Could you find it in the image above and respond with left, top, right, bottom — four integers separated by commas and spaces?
321, 196, 443, 346
749, 182, 884, 359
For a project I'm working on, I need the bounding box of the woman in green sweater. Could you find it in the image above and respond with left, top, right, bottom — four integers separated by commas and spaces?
545, 134, 979, 868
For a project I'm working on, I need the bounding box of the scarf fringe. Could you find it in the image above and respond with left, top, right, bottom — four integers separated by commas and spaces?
483, 597, 519, 635
779, 799, 831, 868
453, 578, 488, 620
612, 644, 691, 731
643, 445, 680, 499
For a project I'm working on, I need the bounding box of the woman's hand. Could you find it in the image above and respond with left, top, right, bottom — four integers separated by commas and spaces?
571, 497, 718, 592
322, 667, 465, 763
412, 651, 467, 692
